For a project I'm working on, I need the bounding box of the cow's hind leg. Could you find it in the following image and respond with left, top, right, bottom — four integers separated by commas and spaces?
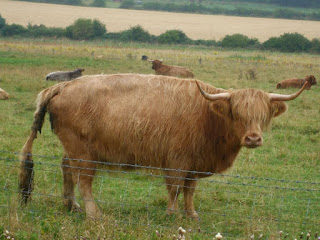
183, 178, 198, 219
62, 156, 81, 211
57, 130, 101, 218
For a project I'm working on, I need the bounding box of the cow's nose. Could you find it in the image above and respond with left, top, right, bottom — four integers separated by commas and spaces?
244, 134, 263, 148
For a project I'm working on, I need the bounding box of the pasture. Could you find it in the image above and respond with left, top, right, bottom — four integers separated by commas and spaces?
1, 0, 320, 41
0, 38, 320, 239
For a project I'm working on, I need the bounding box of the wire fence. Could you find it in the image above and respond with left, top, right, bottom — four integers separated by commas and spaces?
0, 149, 319, 239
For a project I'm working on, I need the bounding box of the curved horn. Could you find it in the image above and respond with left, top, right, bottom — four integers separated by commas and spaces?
269, 80, 309, 101
195, 80, 230, 101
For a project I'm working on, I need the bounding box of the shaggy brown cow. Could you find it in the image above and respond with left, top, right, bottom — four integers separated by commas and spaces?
19, 74, 309, 219
276, 75, 317, 89
0, 87, 9, 100
151, 60, 194, 78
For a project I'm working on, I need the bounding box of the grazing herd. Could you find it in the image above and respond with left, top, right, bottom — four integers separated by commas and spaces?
17, 55, 316, 219
1, 58, 317, 101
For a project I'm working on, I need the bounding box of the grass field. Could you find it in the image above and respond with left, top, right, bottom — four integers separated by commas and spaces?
1, 0, 320, 41
0, 38, 319, 239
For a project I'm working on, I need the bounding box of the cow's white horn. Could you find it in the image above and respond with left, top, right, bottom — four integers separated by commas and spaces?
195, 80, 229, 101
269, 80, 308, 101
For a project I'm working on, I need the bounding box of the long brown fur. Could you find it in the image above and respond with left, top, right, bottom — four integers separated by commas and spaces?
20, 74, 301, 218
152, 60, 194, 78
276, 75, 317, 89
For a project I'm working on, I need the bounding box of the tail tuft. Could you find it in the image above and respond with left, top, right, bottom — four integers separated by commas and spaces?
19, 153, 34, 204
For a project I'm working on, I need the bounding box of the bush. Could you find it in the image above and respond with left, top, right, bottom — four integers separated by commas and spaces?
27, 24, 66, 38
262, 33, 312, 52
220, 34, 259, 48
0, 14, 6, 30
157, 30, 191, 44
66, 18, 106, 40
1, 24, 28, 37
193, 39, 217, 47
310, 38, 320, 54
262, 37, 280, 50
119, 25, 154, 42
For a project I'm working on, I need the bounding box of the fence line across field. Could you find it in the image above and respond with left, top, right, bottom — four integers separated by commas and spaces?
1, 158, 320, 196
0, 149, 319, 238
1, 149, 320, 187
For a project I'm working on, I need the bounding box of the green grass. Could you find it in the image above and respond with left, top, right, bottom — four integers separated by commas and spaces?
0, 38, 319, 239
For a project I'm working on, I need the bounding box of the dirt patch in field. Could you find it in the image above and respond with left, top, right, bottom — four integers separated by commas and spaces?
1, 0, 320, 41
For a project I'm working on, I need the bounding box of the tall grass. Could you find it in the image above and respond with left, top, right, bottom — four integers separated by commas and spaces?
0, 38, 319, 239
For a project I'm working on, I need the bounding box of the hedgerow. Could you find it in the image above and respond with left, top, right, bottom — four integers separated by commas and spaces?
0, 15, 319, 54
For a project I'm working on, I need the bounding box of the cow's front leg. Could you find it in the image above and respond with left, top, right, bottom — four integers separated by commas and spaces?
165, 176, 184, 216
184, 178, 199, 219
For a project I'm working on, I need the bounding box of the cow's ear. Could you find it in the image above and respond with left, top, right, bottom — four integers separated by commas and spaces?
270, 101, 287, 117
210, 100, 231, 118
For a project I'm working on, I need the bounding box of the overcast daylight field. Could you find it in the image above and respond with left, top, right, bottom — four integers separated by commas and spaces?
0, 0, 320, 239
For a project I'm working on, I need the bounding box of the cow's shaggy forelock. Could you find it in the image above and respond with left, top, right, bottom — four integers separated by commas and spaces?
230, 89, 271, 128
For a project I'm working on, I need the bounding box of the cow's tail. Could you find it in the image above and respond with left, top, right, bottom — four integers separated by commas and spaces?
19, 83, 66, 204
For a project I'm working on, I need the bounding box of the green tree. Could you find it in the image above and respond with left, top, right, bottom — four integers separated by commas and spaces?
158, 30, 190, 44
220, 34, 259, 48
310, 38, 320, 54
119, 25, 153, 42
1, 24, 28, 36
0, 14, 6, 30
66, 18, 106, 40
262, 33, 311, 52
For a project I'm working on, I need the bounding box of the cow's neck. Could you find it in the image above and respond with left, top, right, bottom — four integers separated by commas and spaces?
203, 109, 242, 174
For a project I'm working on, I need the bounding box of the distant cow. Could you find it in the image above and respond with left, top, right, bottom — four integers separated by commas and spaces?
141, 55, 149, 60
20, 74, 309, 219
45, 68, 85, 81
0, 88, 9, 100
151, 60, 194, 78
276, 75, 317, 90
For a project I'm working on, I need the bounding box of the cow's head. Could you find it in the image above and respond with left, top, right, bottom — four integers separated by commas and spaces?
151, 60, 163, 70
196, 81, 308, 148
306, 75, 317, 85
75, 68, 85, 73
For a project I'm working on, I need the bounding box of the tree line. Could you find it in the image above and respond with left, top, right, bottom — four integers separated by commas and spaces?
18, 0, 320, 21
0, 15, 319, 54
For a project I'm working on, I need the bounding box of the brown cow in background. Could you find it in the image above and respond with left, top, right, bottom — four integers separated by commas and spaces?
276, 75, 317, 89
0, 87, 9, 100
20, 74, 309, 219
151, 60, 194, 78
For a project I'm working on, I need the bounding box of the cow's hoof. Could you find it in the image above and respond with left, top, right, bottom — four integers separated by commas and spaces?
166, 208, 178, 216
71, 206, 83, 213
87, 210, 102, 219
186, 211, 199, 220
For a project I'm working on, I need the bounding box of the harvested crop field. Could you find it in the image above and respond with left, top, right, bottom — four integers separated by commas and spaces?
1, 0, 320, 41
